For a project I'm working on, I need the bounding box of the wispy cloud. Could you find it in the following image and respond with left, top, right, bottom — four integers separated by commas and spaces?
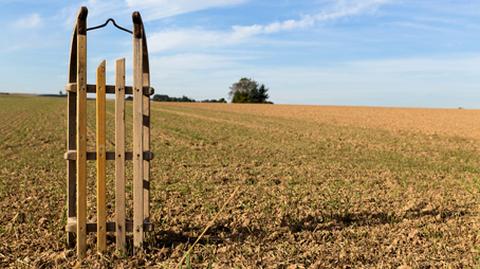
59, 0, 248, 31
13, 13, 43, 29
125, 0, 247, 21
148, 0, 392, 52
232, 0, 391, 37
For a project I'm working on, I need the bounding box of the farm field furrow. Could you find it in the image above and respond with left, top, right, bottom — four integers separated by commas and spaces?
0, 95, 479, 268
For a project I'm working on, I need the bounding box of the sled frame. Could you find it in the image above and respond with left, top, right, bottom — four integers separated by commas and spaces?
65, 6, 153, 258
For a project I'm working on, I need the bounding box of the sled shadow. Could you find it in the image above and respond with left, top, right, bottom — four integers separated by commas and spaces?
281, 207, 470, 233
151, 223, 266, 248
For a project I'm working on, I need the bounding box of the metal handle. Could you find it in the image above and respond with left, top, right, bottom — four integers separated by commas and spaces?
87, 18, 132, 34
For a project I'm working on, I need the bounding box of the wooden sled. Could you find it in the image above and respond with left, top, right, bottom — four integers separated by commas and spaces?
65, 6, 154, 258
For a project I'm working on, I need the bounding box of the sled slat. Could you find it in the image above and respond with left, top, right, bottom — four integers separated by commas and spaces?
76, 7, 88, 259
115, 58, 126, 253
66, 22, 77, 248
96, 60, 107, 253
132, 11, 144, 251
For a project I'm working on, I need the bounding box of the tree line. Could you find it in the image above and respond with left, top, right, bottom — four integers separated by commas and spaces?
150, 78, 272, 104
152, 94, 226, 103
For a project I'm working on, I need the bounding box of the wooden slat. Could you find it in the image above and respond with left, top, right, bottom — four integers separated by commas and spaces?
115, 58, 126, 253
64, 150, 153, 161
66, 20, 78, 249
132, 11, 144, 251
76, 6, 88, 259
65, 83, 154, 95
66, 218, 153, 233
96, 60, 107, 253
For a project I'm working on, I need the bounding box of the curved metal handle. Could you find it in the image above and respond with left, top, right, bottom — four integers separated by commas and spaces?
87, 18, 132, 34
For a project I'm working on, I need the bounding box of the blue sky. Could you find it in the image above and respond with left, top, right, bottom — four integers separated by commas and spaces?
2, 0, 480, 107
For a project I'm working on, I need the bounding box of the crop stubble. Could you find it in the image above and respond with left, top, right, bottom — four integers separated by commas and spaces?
0, 95, 479, 268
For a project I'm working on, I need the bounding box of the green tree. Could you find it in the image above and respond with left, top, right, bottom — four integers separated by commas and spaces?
229, 78, 270, 103
232, 91, 249, 103
257, 84, 269, 102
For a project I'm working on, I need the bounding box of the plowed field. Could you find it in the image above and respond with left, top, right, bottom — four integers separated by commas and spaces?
1, 94, 479, 268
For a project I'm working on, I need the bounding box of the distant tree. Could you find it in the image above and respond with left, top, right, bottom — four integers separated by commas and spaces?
152, 94, 170, 102
152, 94, 196, 102
257, 84, 269, 102
201, 98, 227, 103
231, 91, 248, 103
180, 95, 195, 102
229, 78, 257, 103
229, 78, 271, 103
59, 90, 63, 96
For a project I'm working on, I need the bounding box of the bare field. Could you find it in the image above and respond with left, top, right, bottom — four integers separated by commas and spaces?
1, 95, 480, 268
161, 102, 480, 141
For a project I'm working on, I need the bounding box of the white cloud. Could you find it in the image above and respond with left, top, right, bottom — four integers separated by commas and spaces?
232, 0, 391, 37
13, 13, 43, 29
148, 0, 392, 52
126, 0, 247, 20
59, 0, 248, 31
